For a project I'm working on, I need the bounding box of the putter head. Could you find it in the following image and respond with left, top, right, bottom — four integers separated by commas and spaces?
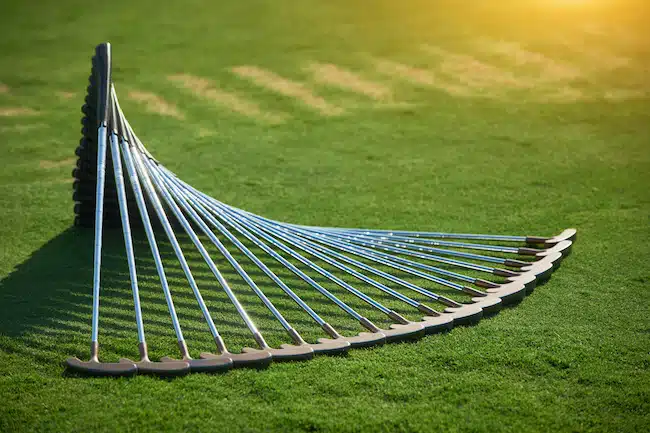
545, 228, 577, 245
469, 295, 503, 315
265, 344, 314, 362
119, 358, 190, 377
483, 281, 527, 305
379, 322, 425, 343
161, 355, 233, 373
532, 251, 564, 270
521, 257, 556, 282
537, 240, 573, 263
325, 331, 386, 349
304, 339, 351, 356
506, 272, 538, 295
201, 349, 273, 369
443, 304, 483, 326
66, 357, 137, 377
420, 314, 454, 335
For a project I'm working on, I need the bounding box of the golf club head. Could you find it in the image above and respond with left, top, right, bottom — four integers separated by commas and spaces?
419, 314, 455, 335
119, 357, 190, 377
505, 272, 538, 295
264, 344, 314, 362
304, 339, 351, 356
201, 349, 273, 369
483, 281, 527, 305
379, 322, 426, 343
469, 295, 503, 315
66, 357, 137, 377
537, 240, 573, 265
161, 355, 233, 373
328, 331, 387, 349
545, 228, 577, 245
443, 304, 483, 326
521, 254, 558, 282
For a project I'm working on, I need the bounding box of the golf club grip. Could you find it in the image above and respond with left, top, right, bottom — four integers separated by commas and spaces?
94, 43, 111, 127
108, 90, 118, 133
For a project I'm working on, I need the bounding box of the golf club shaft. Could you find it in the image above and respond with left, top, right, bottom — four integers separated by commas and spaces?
109, 127, 146, 344
159, 170, 364, 322
157, 166, 327, 328
90, 122, 107, 343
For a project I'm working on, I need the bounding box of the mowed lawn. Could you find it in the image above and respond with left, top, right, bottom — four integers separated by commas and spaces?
1, 0, 649, 431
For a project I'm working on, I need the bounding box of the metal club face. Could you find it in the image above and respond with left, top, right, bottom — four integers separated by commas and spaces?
66, 43, 576, 377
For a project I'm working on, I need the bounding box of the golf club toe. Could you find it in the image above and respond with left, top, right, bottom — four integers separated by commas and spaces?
545, 228, 577, 245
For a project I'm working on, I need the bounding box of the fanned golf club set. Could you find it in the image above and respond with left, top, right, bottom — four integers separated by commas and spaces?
66, 43, 576, 376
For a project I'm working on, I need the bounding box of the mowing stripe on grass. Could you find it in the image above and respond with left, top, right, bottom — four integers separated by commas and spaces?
371, 57, 470, 96
475, 39, 582, 82
231, 65, 344, 116
39, 158, 76, 170
127, 90, 185, 120
304, 62, 393, 101
168, 73, 287, 124
55, 91, 76, 100
0, 107, 39, 117
422, 45, 531, 93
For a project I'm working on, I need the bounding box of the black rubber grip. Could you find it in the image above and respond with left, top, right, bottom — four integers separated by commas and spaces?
108, 90, 118, 133
115, 99, 127, 139
94, 43, 112, 126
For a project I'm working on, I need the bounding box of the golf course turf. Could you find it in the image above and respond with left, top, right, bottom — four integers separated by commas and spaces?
1, 0, 649, 431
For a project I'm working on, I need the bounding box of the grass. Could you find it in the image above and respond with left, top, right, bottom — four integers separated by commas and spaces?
1, 0, 649, 431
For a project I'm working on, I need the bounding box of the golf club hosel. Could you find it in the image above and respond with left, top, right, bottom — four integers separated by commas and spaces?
90, 341, 99, 363
138, 342, 150, 362
475, 278, 500, 289
388, 310, 410, 325
438, 296, 462, 307
321, 323, 342, 339
287, 328, 306, 345
504, 259, 529, 268
360, 317, 381, 333
493, 268, 520, 278
178, 340, 190, 360
417, 303, 440, 316
525, 235, 548, 244
462, 286, 487, 297
214, 335, 228, 354
253, 332, 268, 349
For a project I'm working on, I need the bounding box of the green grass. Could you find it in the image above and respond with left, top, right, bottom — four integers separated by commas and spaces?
1, 0, 649, 431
